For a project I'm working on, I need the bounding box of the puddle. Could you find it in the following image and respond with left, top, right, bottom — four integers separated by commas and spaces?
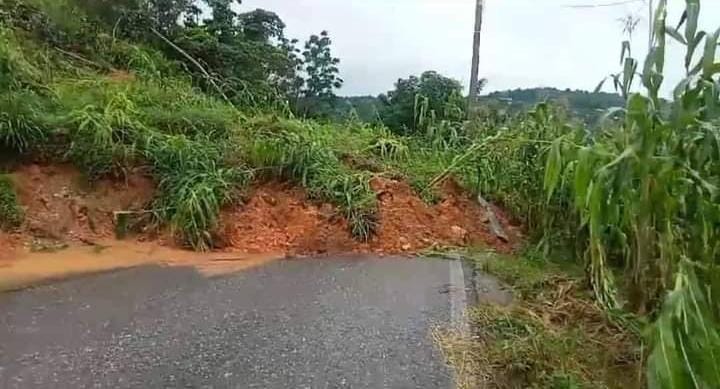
0, 240, 283, 292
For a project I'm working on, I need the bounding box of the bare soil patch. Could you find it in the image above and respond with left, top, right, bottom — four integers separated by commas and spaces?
220, 178, 518, 255
9, 164, 155, 245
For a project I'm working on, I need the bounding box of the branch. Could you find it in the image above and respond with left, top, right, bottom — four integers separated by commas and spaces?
150, 28, 235, 108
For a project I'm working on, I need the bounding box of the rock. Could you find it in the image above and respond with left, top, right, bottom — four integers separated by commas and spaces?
450, 225, 468, 240
262, 195, 278, 206
401, 243, 412, 251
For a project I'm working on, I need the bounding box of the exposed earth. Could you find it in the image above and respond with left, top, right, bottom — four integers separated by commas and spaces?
0, 163, 519, 288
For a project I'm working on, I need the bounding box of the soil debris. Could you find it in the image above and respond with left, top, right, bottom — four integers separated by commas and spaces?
220, 178, 518, 255
0, 240, 283, 292
9, 164, 155, 245
2, 164, 518, 261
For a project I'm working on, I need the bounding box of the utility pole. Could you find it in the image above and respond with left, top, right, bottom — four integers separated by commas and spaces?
648, 0, 654, 50
468, 0, 484, 111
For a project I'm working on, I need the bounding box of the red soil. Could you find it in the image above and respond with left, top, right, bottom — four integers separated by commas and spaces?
368, 178, 515, 253
219, 183, 358, 255
8, 164, 155, 246
1, 164, 518, 259
220, 178, 517, 256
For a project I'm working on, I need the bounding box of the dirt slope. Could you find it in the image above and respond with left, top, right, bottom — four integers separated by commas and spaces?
1, 164, 518, 259
220, 178, 517, 255
12, 164, 155, 240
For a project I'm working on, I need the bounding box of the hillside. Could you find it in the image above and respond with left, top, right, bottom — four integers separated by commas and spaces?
0, 0, 515, 256
480, 87, 625, 122
334, 88, 625, 125
1, 1, 718, 388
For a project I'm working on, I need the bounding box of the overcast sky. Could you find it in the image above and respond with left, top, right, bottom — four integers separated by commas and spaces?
241, 0, 720, 96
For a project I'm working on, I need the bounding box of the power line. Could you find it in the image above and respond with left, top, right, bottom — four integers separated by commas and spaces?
564, 0, 643, 9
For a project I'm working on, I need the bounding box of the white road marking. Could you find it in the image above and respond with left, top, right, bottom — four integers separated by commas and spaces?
448, 260, 469, 335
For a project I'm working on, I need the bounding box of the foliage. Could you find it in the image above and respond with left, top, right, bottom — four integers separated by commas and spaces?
481, 87, 625, 125
0, 90, 48, 153
301, 30, 342, 98
242, 116, 378, 240
0, 175, 23, 231
295, 30, 343, 117
154, 162, 249, 251
542, 0, 720, 385
379, 71, 465, 136
475, 103, 579, 244
437, 250, 641, 389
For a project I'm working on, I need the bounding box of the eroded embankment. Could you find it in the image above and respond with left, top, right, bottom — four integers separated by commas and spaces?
0, 163, 519, 289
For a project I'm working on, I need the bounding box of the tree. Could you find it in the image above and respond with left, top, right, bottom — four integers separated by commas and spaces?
170, 2, 302, 108
302, 31, 342, 99
294, 30, 343, 117
379, 71, 465, 135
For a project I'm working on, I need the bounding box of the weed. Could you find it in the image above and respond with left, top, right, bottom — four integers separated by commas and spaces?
155, 166, 250, 251
438, 250, 642, 389
0, 90, 47, 153
0, 175, 23, 231
243, 116, 378, 241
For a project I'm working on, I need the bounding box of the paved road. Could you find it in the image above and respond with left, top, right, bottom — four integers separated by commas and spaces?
0, 255, 470, 388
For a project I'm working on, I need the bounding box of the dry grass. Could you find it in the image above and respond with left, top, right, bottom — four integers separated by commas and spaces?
436, 252, 643, 388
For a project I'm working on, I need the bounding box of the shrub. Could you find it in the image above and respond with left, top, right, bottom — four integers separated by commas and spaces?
0, 175, 23, 231
0, 90, 48, 153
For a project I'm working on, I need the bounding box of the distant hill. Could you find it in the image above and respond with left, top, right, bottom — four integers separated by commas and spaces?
336, 88, 625, 125
479, 87, 625, 123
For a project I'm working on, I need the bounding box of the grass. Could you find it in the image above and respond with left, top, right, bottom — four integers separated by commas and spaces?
242, 116, 379, 240
436, 250, 642, 389
0, 90, 48, 153
0, 175, 23, 231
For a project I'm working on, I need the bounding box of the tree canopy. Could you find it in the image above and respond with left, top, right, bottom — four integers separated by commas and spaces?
378, 71, 465, 135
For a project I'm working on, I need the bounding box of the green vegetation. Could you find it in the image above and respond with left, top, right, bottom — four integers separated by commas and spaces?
0, 0, 718, 386
241, 116, 377, 240
458, 1, 719, 387
438, 251, 641, 389
0, 175, 23, 231
480, 87, 626, 124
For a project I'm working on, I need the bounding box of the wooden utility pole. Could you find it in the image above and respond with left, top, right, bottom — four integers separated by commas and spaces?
468, 0, 484, 110
648, 0, 654, 50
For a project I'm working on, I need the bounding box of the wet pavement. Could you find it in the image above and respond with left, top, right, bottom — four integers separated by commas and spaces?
0, 255, 471, 388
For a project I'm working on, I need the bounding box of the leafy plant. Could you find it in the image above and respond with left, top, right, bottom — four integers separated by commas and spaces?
155, 165, 248, 251
0, 90, 47, 153
543, 0, 720, 385
379, 71, 466, 137
243, 117, 378, 240
0, 175, 23, 231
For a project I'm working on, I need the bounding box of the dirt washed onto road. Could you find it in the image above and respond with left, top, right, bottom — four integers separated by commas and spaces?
0, 163, 519, 290
0, 240, 282, 292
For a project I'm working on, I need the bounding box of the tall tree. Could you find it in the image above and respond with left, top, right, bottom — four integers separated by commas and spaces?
468, 0, 484, 110
302, 30, 342, 99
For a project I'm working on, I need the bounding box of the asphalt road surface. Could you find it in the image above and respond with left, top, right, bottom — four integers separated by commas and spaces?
0, 255, 472, 388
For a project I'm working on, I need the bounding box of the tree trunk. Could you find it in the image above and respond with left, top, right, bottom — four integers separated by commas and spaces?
468, 0, 485, 112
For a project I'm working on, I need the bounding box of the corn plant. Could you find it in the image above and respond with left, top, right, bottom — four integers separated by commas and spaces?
367, 130, 409, 161
544, 0, 720, 385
